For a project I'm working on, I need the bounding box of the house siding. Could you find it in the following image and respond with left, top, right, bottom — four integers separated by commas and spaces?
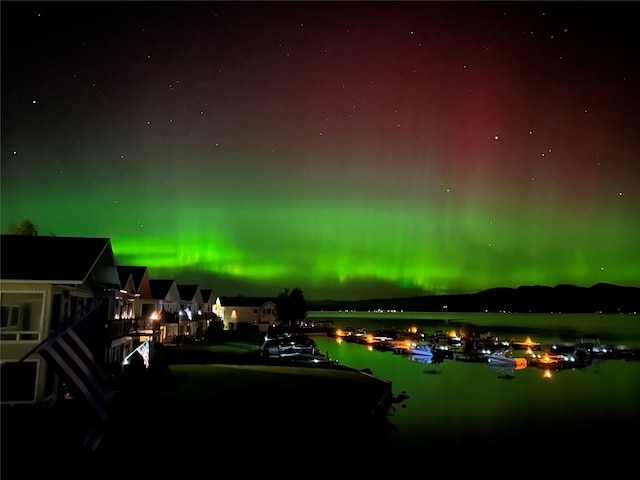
215, 299, 278, 332
0, 282, 102, 405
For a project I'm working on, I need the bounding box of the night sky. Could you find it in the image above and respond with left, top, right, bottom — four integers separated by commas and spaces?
2, 1, 639, 300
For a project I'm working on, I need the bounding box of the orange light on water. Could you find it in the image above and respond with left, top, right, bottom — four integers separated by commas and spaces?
409, 326, 417, 334
543, 369, 552, 378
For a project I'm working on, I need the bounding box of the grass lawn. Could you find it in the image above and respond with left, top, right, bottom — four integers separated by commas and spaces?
2, 333, 397, 477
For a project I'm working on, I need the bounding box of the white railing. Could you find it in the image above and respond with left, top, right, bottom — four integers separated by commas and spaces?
0, 330, 42, 342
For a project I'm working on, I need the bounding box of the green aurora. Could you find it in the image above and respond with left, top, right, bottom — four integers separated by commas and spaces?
2, 2, 639, 299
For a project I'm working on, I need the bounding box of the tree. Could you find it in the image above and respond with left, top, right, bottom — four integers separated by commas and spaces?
205, 316, 225, 341
9, 219, 39, 236
276, 287, 308, 327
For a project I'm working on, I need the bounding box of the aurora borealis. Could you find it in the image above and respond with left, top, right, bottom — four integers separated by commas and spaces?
2, 1, 639, 300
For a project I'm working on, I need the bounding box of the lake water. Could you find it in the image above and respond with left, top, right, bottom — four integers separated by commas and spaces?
306, 311, 640, 458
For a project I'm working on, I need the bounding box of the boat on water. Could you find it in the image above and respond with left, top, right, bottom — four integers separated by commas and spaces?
278, 350, 338, 364
410, 343, 434, 357
575, 335, 610, 359
486, 348, 527, 370
261, 331, 338, 364
408, 343, 451, 366
263, 332, 317, 356
409, 344, 434, 364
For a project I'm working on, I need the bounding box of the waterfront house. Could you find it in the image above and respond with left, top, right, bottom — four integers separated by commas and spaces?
214, 296, 278, 332
0, 234, 131, 406
200, 288, 215, 316
199, 288, 221, 334
176, 284, 204, 341
115, 265, 157, 361
116, 265, 153, 320
147, 279, 181, 343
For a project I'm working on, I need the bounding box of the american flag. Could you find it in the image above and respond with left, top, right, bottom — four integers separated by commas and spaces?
34, 298, 109, 450
136, 340, 150, 368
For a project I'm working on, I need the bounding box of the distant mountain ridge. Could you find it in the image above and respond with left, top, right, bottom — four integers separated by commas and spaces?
307, 283, 640, 313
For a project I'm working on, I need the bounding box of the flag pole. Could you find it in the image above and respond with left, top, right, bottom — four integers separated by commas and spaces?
15, 295, 111, 452
19, 297, 106, 362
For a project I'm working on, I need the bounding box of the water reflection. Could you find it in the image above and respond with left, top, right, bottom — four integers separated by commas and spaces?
410, 355, 433, 364
309, 313, 640, 453
487, 365, 517, 379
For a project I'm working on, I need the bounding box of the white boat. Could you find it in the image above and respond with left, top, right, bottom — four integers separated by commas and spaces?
411, 355, 434, 365
410, 343, 434, 357
262, 334, 319, 358
280, 351, 338, 364
486, 348, 527, 369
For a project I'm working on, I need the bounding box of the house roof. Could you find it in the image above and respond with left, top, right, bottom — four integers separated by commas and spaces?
200, 289, 215, 303
0, 234, 120, 287
149, 279, 176, 299
218, 296, 277, 307
117, 265, 147, 290
177, 284, 200, 301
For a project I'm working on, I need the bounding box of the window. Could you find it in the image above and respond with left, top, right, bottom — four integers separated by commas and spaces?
1, 292, 44, 332
1, 305, 21, 329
